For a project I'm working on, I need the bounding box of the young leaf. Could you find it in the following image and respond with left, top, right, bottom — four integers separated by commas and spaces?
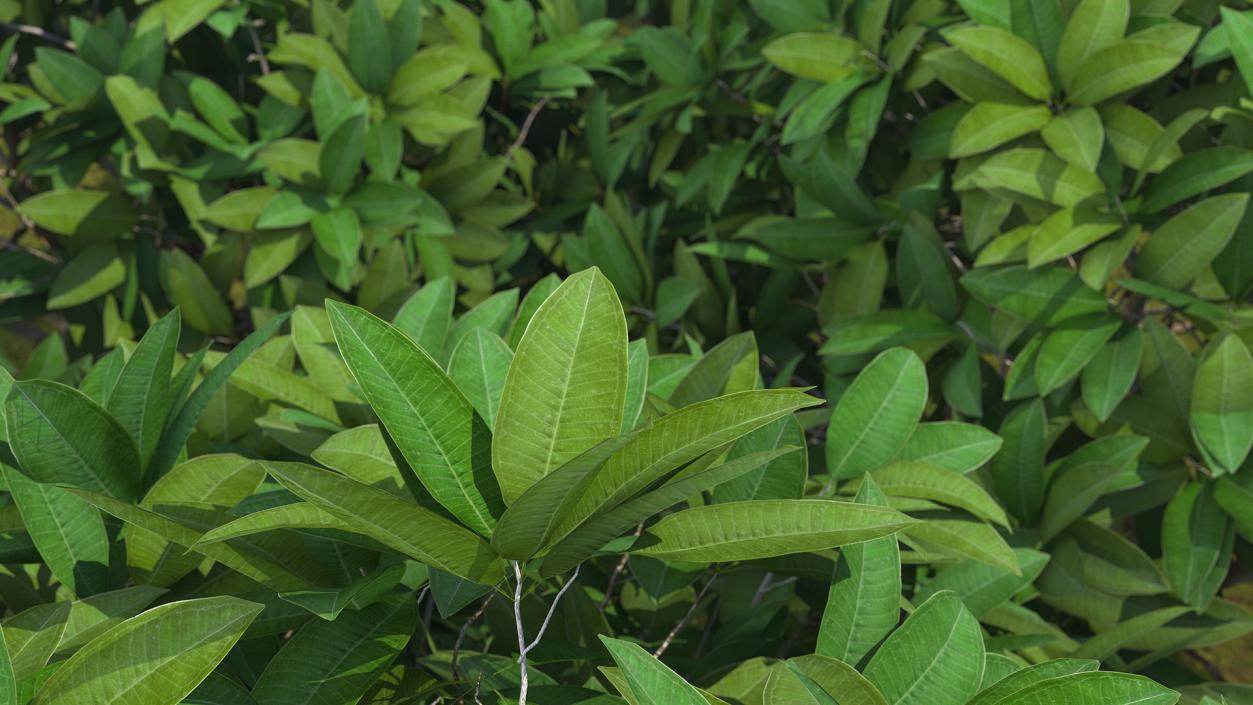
326, 300, 504, 536
945, 26, 1052, 100
493, 267, 628, 503
108, 308, 179, 469
1190, 335, 1253, 474
1056, 0, 1128, 88
1069, 36, 1198, 105
950, 103, 1051, 158
447, 328, 513, 429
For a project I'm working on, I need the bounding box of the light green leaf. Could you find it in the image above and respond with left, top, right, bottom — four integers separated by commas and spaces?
961, 265, 1106, 326
263, 461, 505, 584
1040, 108, 1103, 172
916, 549, 1050, 618
29, 597, 261, 705
766, 655, 889, 705
966, 148, 1105, 207
1027, 207, 1121, 267
0, 627, 14, 705
863, 591, 985, 705
493, 267, 628, 504
633, 499, 914, 563
967, 660, 1100, 705
945, 26, 1052, 101
447, 328, 513, 429
326, 300, 503, 535
1038, 435, 1148, 542
16, 191, 136, 239
762, 33, 876, 83
47, 243, 126, 310
1056, 0, 1129, 88
1035, 313, 1122, 395
1190, 335, 1253, 473
1139, 147, 1253, 214
1081, 328, 1143, 422
1222, 7, 1253, 95
903, 514, 1020, 573
1069, 36, 1196, 105
1163, 482, 1233, 611
893, 423, 1003, 475
826, 348, 928, 482
1, 466, 108, 598
108, 309, 179, 468
392, 277, 454, 359
950, 103, 1051, 158
871, 461, 1009, 527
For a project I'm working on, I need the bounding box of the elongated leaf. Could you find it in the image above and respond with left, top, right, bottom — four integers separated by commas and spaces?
392, 277, 454, 358
30, 597, 261, 705
767, 655, 889, 705
950, 103, 1051, 158
967, 660, 1100, 705
871, 462, 1009, 527
1035, 313, 1121, 394
1057, 0, 1128, 88
1070, 37, 1196, 105
600, 636, 705, 705
1136, 194, 1249, 290
965, 148, 1105, 207
961, 265, 1106, 326
447, 328, 512, 429
990, 671, 1178, 705
1163, 482, 1232, 611
893, 422, 1002, 475
904, 514, 1019, 573
826, 348, 928, 481
817, 478, 900, 664
150, 312, 289, 479
1, 466, 108, 598
326, 300, 503, 536
1027, 207, 1121, 267
916, 549, 1049, 618
1190, 334, 1253, 473
1081, 329, 1143, 423
5, 380, 140, 501
493, 268, 628, 503
1038, 435, 1148, 541
108, 309, 179, 470
1139, 147, 1253, 214
252, 597, 416, 705
633, 499, 914, 562
1040, 108, 1103, 172
550, 389, 821, 545
945, 27, 1052, 100
863, 591, 984, 705
0, 627, 14, 705
988, 399, 1047, 526
263, 461, 504, 583
762, 33, 876, 83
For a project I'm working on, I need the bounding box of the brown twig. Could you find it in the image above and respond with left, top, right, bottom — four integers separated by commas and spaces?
245, 22, 270, 75
653, 573, 717, 658
0, 22, 75, 50
451, 592, 496, 676
505, 97, 551, 161
600, 523, 645, 611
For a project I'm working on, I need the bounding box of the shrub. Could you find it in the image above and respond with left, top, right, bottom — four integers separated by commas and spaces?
0, 0, 1251, 704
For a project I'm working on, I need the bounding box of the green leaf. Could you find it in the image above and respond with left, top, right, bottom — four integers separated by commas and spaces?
961, 265, 1106, 326
893, 422, 1003, 475
320, 113, 367, 196
310, 208, 362, 292
1163, 482, 1233, 611
1190, 335, 1253, 473
392, 277, 454, 359
204, 186, 278, 232
16, 191, 136, 239
817, 478, 900, 665
670, 332, 758, 407
29, 597, 261, 705
1101, 104, 1181, 174
762, 33, 876, 83
1081, 328, 1143, 423
1056, 0, 1128, 88
1027, 207, 1121, 267
903, 514, 1020, 573
263, 461, 504, 584
600, 636, 706, 705
108, 309, 179, 469
965, 148, 1105, 207
0, 627, 14, 705
916, 549, 1050, 618
493, 268, 628, 504
1221, 7, 1253, 96
1139, 147, 1253, 214
0, 466, 109, 598
252, 597, 416, 705
47, 243, 126, 309
1038, 435, 1148, 541
826, 348, 928, 482
447, 328, 512, 429
5, 380, 140, 500
922, 48, 1033, 104
989, 672, 1177, 705
347, 0, 391, 94
245, 230, 312, 288
945, 26, 1052, 101
326, 300, 503, 535
967, 660, 1100, 705
1040, 108, 1103, 172
950, 103, 1051, 158
632, 499, 914, 562
712, 416, 807, 502
863, 591, 985, 705
1035, 313, 1121, 395
1069, 35, 1197, 106
767, 655, 889, 705
1072, 606, 1191, 661
159, 250, 234, 337
149, 312, 288, 478
1135, 194, 1249, 290
988, 399, 1047, 525
871, 462, 1010, 527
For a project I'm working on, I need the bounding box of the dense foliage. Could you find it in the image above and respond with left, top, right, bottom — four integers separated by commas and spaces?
1, 0, 1252, 703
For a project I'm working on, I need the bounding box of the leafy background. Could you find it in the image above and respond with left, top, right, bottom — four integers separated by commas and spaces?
1, 0, 1253, 703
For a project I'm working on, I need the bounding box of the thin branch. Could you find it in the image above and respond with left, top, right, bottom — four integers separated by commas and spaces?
505, 97, 551, 161
512, 562, 530, 705
0, 22, 75, 50
245, 22, 270, 75
654, 573, 717, 658
600, 524, 645, 610
451, 592, 496, 675
525, 564, 581, 653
